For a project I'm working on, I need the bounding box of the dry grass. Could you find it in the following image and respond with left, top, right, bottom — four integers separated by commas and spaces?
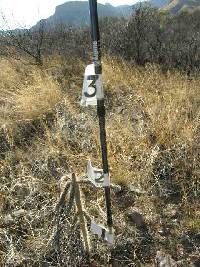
103, 57, 199, 197
0, 58, 62, 125
0, 55, 199, 266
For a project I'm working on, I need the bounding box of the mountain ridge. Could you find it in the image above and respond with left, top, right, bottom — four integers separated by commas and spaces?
34, 0, 169, 29
35, 1, 133, 28
34, 0, 200, 29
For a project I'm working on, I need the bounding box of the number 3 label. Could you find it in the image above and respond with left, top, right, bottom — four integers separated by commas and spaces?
85, 75, 97, 98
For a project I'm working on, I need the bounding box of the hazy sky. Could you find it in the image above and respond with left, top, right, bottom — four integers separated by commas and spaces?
0, 0, 137, 29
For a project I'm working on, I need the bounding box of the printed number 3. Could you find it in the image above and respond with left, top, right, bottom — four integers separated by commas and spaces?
85, 75, 97, 98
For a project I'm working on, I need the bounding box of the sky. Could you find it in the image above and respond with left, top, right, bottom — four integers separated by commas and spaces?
0, 0, 137, 30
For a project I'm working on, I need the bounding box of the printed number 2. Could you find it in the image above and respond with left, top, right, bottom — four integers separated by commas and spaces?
84, 75, 97, 98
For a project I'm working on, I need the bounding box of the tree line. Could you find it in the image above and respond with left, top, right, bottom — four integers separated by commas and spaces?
101, 5, 200, 73
0, 5, 200, 73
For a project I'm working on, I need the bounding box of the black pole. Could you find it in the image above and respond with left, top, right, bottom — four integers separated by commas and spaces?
88, 0, 113, 230
88, 0, 102, 75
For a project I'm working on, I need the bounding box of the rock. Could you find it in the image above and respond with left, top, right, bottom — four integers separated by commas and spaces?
155, 251, 178, 267
12, 209, 26, 218
164, 204, 179, 219
129, 185, 147, 194
158, 227, 171, 237
0, 214, 14, 227
126, 208, 145, 227
116, 106, 124, 114
111, 184, 121, 193
11, 183, 30, 200
0, 209, 26, 227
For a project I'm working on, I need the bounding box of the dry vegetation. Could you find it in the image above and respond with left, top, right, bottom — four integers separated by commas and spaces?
0, 55, 199, 266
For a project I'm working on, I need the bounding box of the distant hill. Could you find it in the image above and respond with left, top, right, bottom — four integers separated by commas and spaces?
34, 1, 133, 28
163, 0, 200, 13
33, 0, 200, 29
150, 0, 170, 8
34, 0, 171, 29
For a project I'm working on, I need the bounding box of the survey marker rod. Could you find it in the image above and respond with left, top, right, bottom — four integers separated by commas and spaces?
89, 0, 113, 230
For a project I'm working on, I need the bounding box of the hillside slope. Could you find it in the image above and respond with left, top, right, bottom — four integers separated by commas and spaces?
0, 56, 199, 266
163, 0, 200, 13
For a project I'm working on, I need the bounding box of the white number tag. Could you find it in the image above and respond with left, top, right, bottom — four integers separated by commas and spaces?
81, 64, 104, 106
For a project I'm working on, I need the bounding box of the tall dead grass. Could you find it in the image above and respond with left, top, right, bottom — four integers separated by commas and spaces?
0, 55, 199, 199
103, 57, 199, 200
0, 55, 199, 265
0, 58, 62, 125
